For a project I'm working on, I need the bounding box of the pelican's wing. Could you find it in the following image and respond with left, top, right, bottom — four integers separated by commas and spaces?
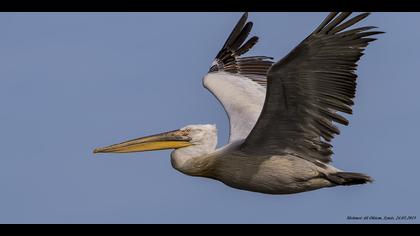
241, 12, 383, 163
203, 13, 274, 142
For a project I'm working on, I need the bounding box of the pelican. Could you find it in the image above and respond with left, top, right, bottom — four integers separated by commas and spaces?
94, 12, 383, 194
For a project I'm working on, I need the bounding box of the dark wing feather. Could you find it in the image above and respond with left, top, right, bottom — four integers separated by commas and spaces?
240, 12, 383, 163
210, 13, 274, 85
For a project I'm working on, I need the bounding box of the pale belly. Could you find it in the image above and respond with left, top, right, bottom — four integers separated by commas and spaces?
211, 154, 333, 194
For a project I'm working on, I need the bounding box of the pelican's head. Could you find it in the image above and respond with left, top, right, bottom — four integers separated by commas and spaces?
93, 124, 217, 155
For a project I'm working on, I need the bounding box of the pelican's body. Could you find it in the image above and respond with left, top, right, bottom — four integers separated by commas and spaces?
173, 141, 335, 195
207, 153, 335, 194
167, 125, 354, 194
94, 12, 382, 194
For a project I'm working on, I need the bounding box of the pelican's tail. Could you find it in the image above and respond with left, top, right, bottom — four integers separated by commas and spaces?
328, 172, 373, 186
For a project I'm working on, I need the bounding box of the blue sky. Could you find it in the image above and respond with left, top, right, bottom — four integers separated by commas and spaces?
0, 12, 419, 224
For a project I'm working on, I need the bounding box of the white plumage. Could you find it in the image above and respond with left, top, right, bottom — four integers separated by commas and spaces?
203, 71, 265, 142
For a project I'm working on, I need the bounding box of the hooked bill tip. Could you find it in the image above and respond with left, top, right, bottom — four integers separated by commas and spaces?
93, 148, 103, 154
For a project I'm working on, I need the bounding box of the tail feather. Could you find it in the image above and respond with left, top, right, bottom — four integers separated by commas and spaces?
328, 172, 373, 186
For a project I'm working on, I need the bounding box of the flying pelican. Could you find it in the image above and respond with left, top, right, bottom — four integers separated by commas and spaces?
94, 12, 383, 194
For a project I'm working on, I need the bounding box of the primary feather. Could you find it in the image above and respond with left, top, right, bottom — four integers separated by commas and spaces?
241, 12, 384, 163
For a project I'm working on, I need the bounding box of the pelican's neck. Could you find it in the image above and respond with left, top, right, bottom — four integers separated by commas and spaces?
170, 135, 217, 177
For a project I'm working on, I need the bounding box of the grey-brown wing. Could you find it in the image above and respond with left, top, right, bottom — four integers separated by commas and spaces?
209, 12, 274, 86
204, 12, 275, 142
240, 12, 383, 163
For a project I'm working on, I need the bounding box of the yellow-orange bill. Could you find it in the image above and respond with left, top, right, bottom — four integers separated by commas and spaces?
93, 129, 192, 154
